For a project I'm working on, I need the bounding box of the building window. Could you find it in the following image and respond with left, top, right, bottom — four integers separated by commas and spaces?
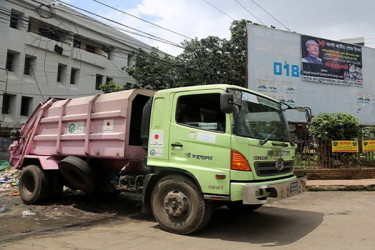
95, 74, 103, 90
127, 55, 133, 67
2, 94, 16, 114
28, 17, 70, 43
73, 39, 81, 48
6, 51, 18, 72
70, 68, 79, 85
86, 44, 96, 53
10, 10, 23, 29
24, 55, 35, 75
20, 96, 33, 116
57, 64, 67, 83
106, 77, 113, 83
124, 82, 132, 90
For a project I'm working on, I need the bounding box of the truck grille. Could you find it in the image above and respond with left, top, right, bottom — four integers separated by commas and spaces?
254, 161, 293, 177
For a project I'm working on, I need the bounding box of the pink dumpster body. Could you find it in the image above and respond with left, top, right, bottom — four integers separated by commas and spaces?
9, 89, 155, 173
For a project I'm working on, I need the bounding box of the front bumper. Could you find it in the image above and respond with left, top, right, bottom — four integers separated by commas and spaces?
242, 177, 307, 204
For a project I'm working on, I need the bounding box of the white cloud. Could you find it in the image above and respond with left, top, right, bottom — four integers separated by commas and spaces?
83, 0, 375, 55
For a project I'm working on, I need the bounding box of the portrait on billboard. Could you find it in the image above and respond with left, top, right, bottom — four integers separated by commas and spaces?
302, 39, 323, 64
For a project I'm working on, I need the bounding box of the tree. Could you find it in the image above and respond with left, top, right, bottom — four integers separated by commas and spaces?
126, 48, 179, 90
362, 126, 375, 139
99, 80, 122, 93
125, 19, 253, 90
176, 36, 233, 86
226, 19, 252, 87
311, 113, 360, 141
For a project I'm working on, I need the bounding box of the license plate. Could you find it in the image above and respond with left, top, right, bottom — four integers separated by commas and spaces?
290, 182, 299, 192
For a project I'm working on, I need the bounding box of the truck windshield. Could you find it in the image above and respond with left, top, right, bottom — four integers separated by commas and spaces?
229, 89, 290, 142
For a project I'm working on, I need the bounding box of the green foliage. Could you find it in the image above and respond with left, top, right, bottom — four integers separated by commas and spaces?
125, 19, 252, 90
362, 126, 375, 139
126, 48, 179, 90
99, 81, 122, 93
177, 36, 232, 86
311, 113, 360, 141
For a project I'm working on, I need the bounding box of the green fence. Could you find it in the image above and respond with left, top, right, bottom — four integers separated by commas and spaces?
295, 140, 375, 169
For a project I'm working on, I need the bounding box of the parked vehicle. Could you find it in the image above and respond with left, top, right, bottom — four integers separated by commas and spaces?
9, 84, 310, 234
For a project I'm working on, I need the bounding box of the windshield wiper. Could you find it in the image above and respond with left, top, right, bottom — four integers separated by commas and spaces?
259, 130, 276, 145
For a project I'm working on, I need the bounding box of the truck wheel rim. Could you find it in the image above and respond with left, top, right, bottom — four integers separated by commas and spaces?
163, 190, 190, 217
23, 173, 35, 196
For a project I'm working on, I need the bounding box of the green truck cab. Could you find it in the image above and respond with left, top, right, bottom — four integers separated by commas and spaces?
143, 84, 308, 234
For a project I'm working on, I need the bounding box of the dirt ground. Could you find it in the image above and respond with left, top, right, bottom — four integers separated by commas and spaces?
0, 186, 143, 242
2, 191, 375, 250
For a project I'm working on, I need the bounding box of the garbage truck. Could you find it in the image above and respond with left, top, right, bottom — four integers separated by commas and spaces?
9, 84, 310, 234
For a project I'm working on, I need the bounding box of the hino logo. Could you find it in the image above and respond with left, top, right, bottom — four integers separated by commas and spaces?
275, 159, 284, 171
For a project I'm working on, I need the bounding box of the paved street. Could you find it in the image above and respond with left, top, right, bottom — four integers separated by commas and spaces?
1, 191, 375, 250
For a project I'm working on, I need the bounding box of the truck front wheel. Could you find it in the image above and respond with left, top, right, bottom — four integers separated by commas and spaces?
19, 165, 49, 204
151, 175, 212, 235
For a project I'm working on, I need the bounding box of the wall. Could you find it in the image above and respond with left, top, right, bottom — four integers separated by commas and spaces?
247, 24, 375, 125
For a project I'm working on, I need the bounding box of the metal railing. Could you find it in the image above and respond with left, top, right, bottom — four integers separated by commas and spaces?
295, 139, 375, 169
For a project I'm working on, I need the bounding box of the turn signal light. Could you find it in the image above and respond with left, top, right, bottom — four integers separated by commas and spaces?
231, 150, 251, 171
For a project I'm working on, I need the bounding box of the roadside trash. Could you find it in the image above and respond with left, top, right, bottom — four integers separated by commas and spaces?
0, 205, 5, 213
11, 192, 19, 196
22, 210, 36, 217
0, 160, 11, 172
0, 167, 20, 190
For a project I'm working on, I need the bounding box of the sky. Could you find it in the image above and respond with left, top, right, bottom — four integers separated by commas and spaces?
61, 0, 375, 56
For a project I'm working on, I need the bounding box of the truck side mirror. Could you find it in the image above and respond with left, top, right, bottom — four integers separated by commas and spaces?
220, 93, 234, 114
305, 110, 313, 123
295, 107, 313, 123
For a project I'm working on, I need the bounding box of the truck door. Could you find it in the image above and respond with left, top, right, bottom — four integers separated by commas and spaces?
169, 91, 231, 196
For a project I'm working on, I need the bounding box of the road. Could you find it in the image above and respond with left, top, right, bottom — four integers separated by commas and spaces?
1, 191, 375, 250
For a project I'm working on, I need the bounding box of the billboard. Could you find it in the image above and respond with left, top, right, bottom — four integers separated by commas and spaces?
247, 24, 375, 125
301, 35, 363, 86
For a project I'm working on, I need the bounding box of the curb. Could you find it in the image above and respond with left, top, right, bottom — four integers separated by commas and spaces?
307, 185, 375, 191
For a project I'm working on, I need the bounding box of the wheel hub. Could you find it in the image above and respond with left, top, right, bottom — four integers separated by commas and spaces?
163, 191, 190, 217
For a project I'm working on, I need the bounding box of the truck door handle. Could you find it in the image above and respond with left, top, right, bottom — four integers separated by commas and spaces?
171, 143, 183, 148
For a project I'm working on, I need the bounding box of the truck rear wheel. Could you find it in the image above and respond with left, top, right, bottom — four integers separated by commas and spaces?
151, 175, 212, 235
58, 156, 96, 193
19, 165, 49, 204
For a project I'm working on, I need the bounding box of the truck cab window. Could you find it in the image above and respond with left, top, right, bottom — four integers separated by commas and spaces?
176, 93, 225, 132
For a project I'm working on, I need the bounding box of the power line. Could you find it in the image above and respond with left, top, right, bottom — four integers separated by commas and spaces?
249, 0, 290, 31
234, 0, 263, 24
202, 0, 235, 20
91, 0, 193, 40
26, 0, 183, 49
0, 6, 186, 73
53, 5, 184, 49
30, 61, 46, 102
54, 0, 184, 48
1, 3, 213, 97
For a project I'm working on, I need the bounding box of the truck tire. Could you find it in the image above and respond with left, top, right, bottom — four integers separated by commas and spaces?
151, 175, 213, 235
19, 165, 49, 204
226, 202, 263, 212
58, 156, 96, 193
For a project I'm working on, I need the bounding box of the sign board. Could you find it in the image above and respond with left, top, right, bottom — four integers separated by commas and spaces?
331, 141, 359, 152
301, 35, 362, 86
68, 122, 84, 134
362, 140, 375, 152
247, 24, 375, 124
